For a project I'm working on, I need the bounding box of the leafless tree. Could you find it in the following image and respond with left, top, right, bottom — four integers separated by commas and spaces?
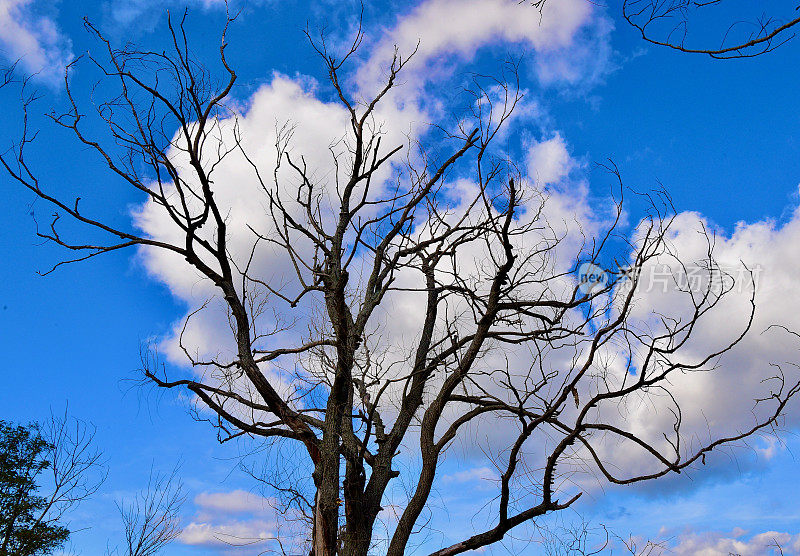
37, 409, 107, 529
3, 9, 799, 556
113, 467, 185, 556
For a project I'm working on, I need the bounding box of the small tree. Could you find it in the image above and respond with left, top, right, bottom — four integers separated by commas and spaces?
113, 468, 184, 556
0, 413, 103, 556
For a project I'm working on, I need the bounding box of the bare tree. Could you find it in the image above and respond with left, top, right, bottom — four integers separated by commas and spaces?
113, 468, 184, 556
3, 9, 799, 556
38, 409, 106, 529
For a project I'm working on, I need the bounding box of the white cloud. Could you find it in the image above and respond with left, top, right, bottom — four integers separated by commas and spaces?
347, 0, 614, 156
526, 132, 574, 185
0, 0, 72, 84
442, 466, 500, 485
662, 529, 800, 555
133, 0, 607, 405
575, 207, 800, 488
358, 0, 610, 96
133, 73, 358, 405
180, 519, 277, 547
105, 0, 238, 28
179, 489, 288, 553
194, 489, 274, 515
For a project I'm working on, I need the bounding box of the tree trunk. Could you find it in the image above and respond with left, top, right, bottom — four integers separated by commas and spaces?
340, 461, 373, 556
311, 489, 336, 556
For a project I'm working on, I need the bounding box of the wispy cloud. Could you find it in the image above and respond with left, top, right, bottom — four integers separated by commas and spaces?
194, 489, 275, 515
103, 0, 266, 30
442, 466, 500, 486
0, 0, 72, 85
660, 528, 800, 555
358, 0, 612, 98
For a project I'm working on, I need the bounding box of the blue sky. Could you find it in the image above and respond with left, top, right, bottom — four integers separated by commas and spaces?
2, 0, 800, 554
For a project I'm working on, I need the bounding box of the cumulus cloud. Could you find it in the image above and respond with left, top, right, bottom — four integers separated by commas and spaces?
661, 528, 800, 555
0, 0, 72, 84
526, 132, 574, 185
358, 0, 611, 95
574, 206, 800, 489
180, 520, 278, 549
134, 74, 359, 408
179, 489, 285, 553
133, 0, 605, 404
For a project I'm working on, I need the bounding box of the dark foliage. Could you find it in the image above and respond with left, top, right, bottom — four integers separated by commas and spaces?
0, 422, 69, 556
